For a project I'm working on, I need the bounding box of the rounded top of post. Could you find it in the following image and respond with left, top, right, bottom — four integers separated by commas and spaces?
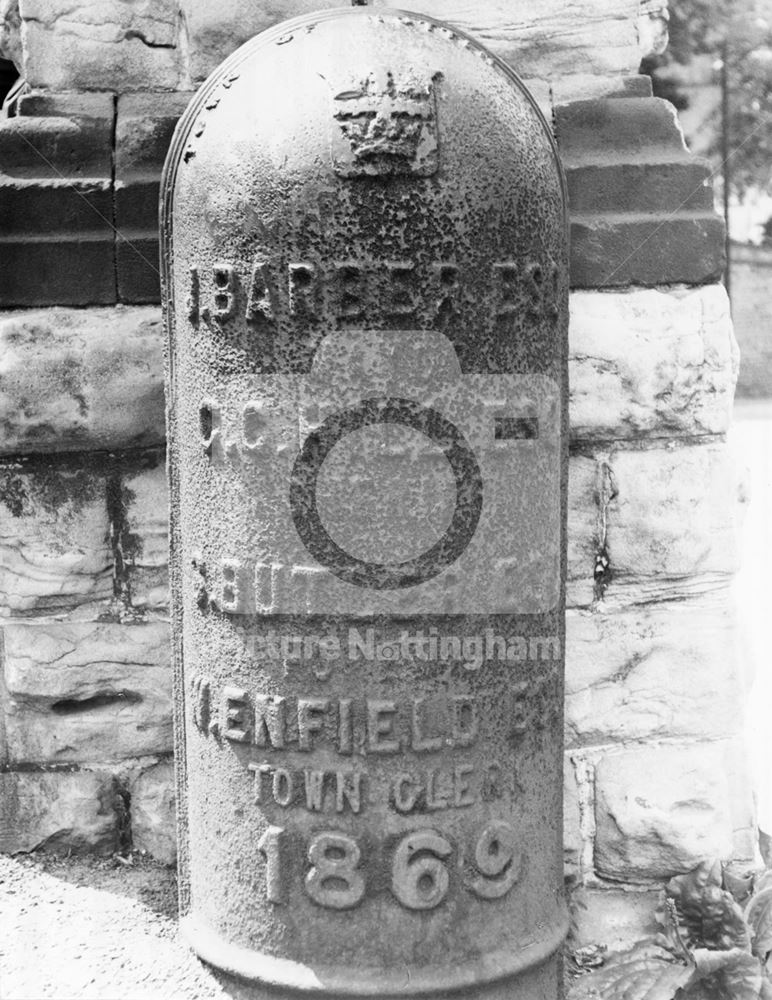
161, 7, 568, 379
162, 6, 565, 202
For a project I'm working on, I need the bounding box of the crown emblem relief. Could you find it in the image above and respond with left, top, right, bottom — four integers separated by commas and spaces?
331, 69, 441, 178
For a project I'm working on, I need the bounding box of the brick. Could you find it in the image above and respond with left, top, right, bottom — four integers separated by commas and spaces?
570, 212, 726, 289
556, 97, 689, 163
0, 114, 111, 178
17, 90, 114, 120
552, 74, 653, 106
372, 0, 645, 78
0, 306, 165, 455
122, 463, 169, 612
129, 760, 176, 864
2, 621, 172, 764
569, 284, 737, 441
0, 769, 119, 854
565, 588, 743, 746
116, 234, 161, 304
0, 234, 116, 307
566, 161, 713, 215
0, 178, 113, 234
115, 92, 193, 177
19, 0, 181, 92
0, 464, 112, 617
594, 742, 738, 882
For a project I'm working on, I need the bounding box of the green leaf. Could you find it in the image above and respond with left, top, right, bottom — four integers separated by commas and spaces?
747, 887, 772, 962
566, 943, 694, 1000
685, 947, 763, 1000
668, 863, 752, 952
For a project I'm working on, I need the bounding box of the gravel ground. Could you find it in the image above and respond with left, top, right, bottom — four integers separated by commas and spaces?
0, 852, 236, 1000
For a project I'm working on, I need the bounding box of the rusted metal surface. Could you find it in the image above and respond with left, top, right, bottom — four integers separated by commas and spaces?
161, 8, 569, 997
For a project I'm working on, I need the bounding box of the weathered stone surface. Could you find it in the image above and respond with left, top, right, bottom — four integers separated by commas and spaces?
569, 285, 738, 440
1, 0, 22, 69
557, 97, 688, 163
2, 621, 172, 764
0, 179, 113, 233
605, 440, 745, 587
570, 213, 726, 289
372, 0, 646, 78
129, 760, 175, 864
122, 463, 169, 611
569, 887, 661, 952
556, 98, 725, 288
180, 0, 344, 82
17, 90, 114, 119
0, 769, 118, 854
594, 742, 738, 882
0, 234, 116, 308
567, 454, 601, 609
18, 0, 181, 91
114, 92, 193, 303
564, 754, 584, 879
0, 465, 112, 617
115, 92, 194, 177
565, 588, 744, 746
0, 113, 112, 178
116, 236, 163, 305
0, 306, 164, 454
552, 74, 652, 106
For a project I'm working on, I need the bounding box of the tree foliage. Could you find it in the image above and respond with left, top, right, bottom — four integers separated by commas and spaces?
642, 0, 772, 195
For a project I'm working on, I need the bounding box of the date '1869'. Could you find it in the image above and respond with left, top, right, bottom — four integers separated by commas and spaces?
257, 822, 522, 910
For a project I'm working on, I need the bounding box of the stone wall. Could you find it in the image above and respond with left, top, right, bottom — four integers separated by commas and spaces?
0, 0, 753, 955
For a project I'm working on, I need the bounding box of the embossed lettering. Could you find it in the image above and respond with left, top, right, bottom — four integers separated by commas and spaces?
246, 259, 274, 323
254, 694, 286, 749
306, 832, 365, 909
212, 263, 237, 319
297, 698, 329, 751
224, 686, 250, 742
391, 830, 451, 910
367, 701, 399, 753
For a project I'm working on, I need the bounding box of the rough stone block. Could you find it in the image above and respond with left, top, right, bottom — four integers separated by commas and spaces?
568, 887, 661, 952
566, 160, 713, 215
565, 588, 744, 746
556, 97, 688, 163
0, 234, 116, 307
180, 0, 357, 83
18, 0, 181, 91
122, 463, 169, 611
567, 454, 601, 609
0, 769, 118, 853
0, 306, 165, 454
17, 90, 115, 119
552, 74, 653, 106
594, 742, 737, 882
2, 621, 172, 764
564, 754, 584, 880
569, 285, 738, 441
129, 760, 175, 864
0, 179, 113, 234
116, 235, 162, 305
0, 465, 112, 617
371, 0, 645, 78
570, 212, 726, 289
0, 114, 112, 178
605, 441, 745, 586
115, 92, 193, 178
